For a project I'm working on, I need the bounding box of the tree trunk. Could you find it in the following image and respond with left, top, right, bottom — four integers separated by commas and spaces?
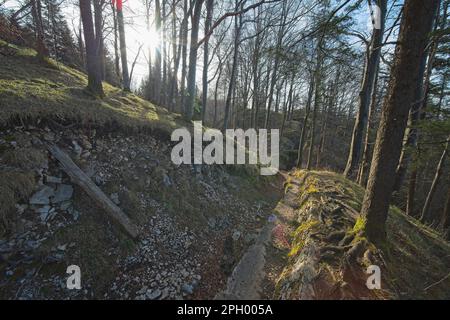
393, 1, 442, 192
184, 0, 204, 121
162, 1, 168, 106
111, 2, 121, 81
223, 0, 242, 130
201, 0, 214, 123
116, 0, 130, 91
153, 0, 162, 102
361, 0, 440, 244
281, 74, 295, 137
264, 0, 287, 129
406, 167, 418, 216
420, 136, 450, 222
442, 186, 450, 235
93, 0, 104, 80
179, 0, 189, 112
79, 0, 104, 96
344, 0, 387, 179
296, 72, 315, 168
357, 72, 379, 186
31, 0, 48, 59
306, 51, 323, 171
169, 0, 179, 110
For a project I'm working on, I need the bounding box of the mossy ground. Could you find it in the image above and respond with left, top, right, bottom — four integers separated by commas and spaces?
0, 40, 183, 135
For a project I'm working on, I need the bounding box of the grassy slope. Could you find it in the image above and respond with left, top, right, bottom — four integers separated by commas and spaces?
0, 40, 184, 134
282, 170, 450, 299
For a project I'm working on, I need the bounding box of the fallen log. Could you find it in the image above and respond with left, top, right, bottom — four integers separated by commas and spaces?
47, 144, 139, 239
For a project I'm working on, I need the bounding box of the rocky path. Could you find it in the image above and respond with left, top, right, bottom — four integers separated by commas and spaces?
215, 218, 276, 300
216, 172, 293, 300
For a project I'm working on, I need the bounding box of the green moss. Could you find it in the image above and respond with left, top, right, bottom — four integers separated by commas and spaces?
352, 216, 367, 234
288, 240, 305, 257
292, 219, 320, 239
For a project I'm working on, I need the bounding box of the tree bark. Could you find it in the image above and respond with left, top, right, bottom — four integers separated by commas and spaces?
420, 136, 450, 222
296, 72, 315, 168
111, 2, 121, 81
117, 0, 130, 91
357, 72, 379, 186
393, 1, 442, 192
30, 0, 48, 59
264, 0, 287, 129
344, 0, 387, 179
223, 0, 242, 130
93, 0, 105, 80
184, 0, 204, 121
442, 186, 450, 234
79, 0, 104, 96
201, 0, 214, 123
361, 0, 440, 244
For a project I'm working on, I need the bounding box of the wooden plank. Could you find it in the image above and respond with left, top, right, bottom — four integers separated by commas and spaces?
47, 144, 139, 239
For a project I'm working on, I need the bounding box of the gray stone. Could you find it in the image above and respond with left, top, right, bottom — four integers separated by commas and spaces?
110, 193, 120, 205
59, 201, 72, 211
36, 205, 51, 222
72, 141, 82, 157
46, 176, 62, 184
162, 173, 172, 187
16, 204, 28, 214
53, 184, 73, 203
182, 284, 194, 295
232, 230, 241, 241
146, 289, 162, 300
30, 186, 55, 205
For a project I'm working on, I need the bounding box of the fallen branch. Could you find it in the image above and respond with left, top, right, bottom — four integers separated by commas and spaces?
47, 144, 139, 239
424, 272, 450, 291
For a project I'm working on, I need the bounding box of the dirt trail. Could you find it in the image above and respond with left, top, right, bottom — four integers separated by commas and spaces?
216, 172, 295, 300
215, 219, 275, 300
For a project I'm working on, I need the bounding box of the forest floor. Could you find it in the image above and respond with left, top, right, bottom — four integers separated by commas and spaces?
1, 42, 450, 300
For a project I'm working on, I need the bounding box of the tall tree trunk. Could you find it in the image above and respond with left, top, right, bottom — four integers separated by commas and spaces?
406, 166, 418, 216
344, 0, 387, 179
213, 65, 222, 126
169, 0, 179, 111
357, 72, 379, 186
281, 74, 295, 137
296, 72, 315, 168
306, 50, 323, 171
93, 0, 104, 80
361, 0, 440, 244
111, 2, 121, 81
264, 0, 287, 129
184, 0, 204, 121
442, 186, 450, 236
223, 0, 242, 130
394, 1, 442, 192
31, 0, 48, 59
79, 0, 104, 96
179, 0, 189, 112
116, 0, 130, 91
162, 0, 167, 106
154, 0, 162, 102
420, 136, 450, 222
201, 0, 214, 123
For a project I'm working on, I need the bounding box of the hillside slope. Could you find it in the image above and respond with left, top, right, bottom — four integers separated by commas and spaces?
0, 40, 181, 134
0, 44, 283, 299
